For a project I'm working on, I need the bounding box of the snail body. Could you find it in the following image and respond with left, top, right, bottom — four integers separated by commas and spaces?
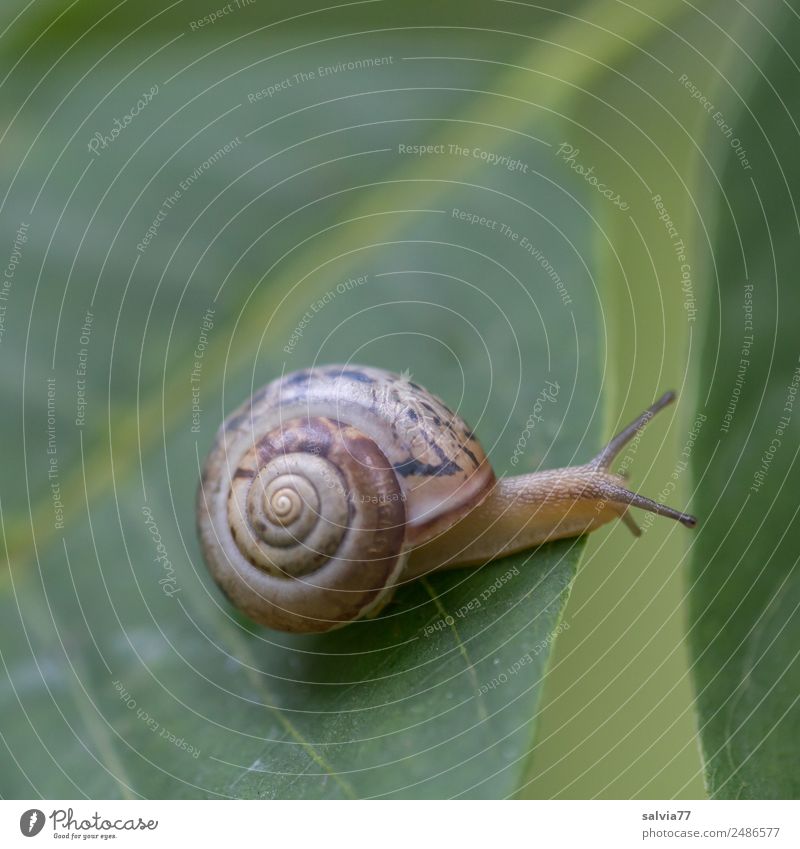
197, 365, 695, 633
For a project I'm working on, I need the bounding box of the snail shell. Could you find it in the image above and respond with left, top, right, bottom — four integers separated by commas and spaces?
197, 365, 494, 633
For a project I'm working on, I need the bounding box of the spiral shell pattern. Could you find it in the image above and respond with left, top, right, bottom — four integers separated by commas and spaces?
198, 416, 406, 632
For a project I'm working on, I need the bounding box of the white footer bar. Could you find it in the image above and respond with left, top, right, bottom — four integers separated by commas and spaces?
2, 799, 797, 848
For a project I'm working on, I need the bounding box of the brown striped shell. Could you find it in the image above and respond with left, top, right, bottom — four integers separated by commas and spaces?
196, 365, 494, 632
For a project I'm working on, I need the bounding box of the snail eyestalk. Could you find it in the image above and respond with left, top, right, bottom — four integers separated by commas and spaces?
589, 390, 676, 472
587, 390, 697, 531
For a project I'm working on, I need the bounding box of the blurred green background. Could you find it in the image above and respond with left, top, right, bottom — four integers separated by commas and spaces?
1, 0, 797, 798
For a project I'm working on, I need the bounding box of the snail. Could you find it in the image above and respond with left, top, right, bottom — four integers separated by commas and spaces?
197, 365, 696, 633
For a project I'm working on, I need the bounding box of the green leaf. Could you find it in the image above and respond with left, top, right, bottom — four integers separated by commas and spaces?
689, 4, 800, 799
516, 2, 725, 799
0, 4, 614, 798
